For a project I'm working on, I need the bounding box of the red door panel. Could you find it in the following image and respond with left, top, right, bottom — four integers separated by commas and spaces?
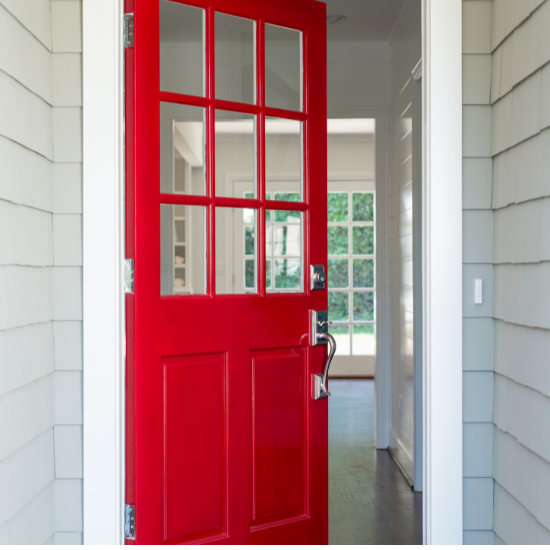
163, 354, 226, 543
252, 349, 305, 525
125, 0, 327, 544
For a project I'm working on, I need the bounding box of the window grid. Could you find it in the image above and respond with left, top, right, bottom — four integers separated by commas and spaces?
243, 192, 303, 293
328, 192, 375, 356
158, 10, 307, 297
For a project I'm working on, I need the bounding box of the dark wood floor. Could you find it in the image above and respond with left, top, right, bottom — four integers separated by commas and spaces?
329, 380, 423, 545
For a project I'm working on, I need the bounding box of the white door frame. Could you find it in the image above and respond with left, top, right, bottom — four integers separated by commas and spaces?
421, 0, 463, 543
82, 0, 463, 543
82, 0, 125, 544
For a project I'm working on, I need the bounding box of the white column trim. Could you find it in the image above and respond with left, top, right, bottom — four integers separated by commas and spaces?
372, 108, 392, 450
82, 0, 125, 544
422, 0, 463, 543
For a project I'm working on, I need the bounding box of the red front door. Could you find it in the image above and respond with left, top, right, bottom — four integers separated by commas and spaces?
125, 0, 328, 544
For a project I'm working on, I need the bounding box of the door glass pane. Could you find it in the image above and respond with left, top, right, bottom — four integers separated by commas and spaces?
265, 24, 302, 111
266, 259, 272, 289
215, 13, 255, 104
333, 325, 350, 356
352, 226, 374, 255
327, 259, 349, 289
353, 259, 374, 288
215, 111, 256, 197
353, 291, 374, 321
159, 1, 205, 97
265, 118, 302, 199
352, 325, 375, 355
328, 193, 349, 222
267, 210, 302, 292
161, 205, 205, 295
216, 207, 256, 294
160, 102, 206, 195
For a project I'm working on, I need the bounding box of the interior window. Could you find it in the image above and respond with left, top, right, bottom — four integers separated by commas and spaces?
327, 191, 375, 355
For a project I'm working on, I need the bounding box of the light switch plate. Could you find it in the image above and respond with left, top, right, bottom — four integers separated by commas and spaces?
474, 279, 483, 304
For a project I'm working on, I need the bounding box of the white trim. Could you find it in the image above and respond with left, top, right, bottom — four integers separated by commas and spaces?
82, 0, 125, 544
78, 1, 464, 542
412, 77, 424, 492
324, 113, 391, 451
422, 0, 463, 544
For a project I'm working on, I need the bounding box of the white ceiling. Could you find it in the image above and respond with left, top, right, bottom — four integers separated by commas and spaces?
159, 0, 407, 43
318, 0, 407, 42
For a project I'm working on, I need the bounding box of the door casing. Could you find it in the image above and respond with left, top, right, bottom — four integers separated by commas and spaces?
82, 0, 463, 543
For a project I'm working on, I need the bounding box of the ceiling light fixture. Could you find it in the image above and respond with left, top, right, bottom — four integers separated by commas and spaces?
327, 14, 346, 25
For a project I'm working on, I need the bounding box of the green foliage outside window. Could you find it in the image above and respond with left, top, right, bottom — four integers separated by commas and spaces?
274, 210, 301, 223
245, 226, 255, 255
328, 193, 348, 222
245, 259, 255, 289
274, 192, 300, 202
353, 292, 374, 321
352, 226, 374, 255
353, 259, 374, 288
328, 292, 349, 321
352, 193, 374, 222
328, 259, 349, 288
274, 259, 300, 289
328, 226, 348, 255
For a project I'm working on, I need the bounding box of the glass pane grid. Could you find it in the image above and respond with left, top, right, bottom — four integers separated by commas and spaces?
159, 8, 307, 296
266, 206, 303, 293
327, 191, 375, 356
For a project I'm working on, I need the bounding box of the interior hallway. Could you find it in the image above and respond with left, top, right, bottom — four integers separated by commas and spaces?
329, 380, 422, 544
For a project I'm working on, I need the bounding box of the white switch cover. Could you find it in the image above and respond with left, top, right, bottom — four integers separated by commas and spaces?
475, 279, 483, 304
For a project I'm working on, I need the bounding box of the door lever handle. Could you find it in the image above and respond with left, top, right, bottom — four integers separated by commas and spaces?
314, 332, 336, 400
310, 310, 337, 400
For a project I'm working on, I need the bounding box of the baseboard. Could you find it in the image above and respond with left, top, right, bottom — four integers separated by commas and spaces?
389, 428, 415, 488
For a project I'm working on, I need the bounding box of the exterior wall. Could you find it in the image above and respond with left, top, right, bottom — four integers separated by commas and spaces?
0, 0, 83, 544
388, 0, 421, 485
51, 0, 83, 544
462, 0, 495, 544
489, 0, 550, 544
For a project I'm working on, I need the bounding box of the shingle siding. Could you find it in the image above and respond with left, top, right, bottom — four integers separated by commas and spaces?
0, 0, 83, 544
462, 1, 495, 542
485, 0, 550, 543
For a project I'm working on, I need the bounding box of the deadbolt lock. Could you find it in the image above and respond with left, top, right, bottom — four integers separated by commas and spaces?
310, 264, 327, 290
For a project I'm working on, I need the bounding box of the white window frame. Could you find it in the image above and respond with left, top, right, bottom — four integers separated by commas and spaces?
82, 0, 462, 543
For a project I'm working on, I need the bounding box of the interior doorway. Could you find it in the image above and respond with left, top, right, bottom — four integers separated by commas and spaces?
329, 381, 422, 544
324, 0, 424, 543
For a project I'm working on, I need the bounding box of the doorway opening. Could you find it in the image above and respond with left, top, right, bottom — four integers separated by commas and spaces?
324, 0, 424, 544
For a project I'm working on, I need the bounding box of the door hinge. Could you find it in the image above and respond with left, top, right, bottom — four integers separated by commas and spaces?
125, 259, 134, 293
124, 504, 135, 540
124, 13, 134, 48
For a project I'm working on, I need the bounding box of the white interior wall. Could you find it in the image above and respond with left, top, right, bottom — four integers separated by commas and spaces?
387, 0, 421, 485
488, 0, 550, 544
0, 0, 83, 545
